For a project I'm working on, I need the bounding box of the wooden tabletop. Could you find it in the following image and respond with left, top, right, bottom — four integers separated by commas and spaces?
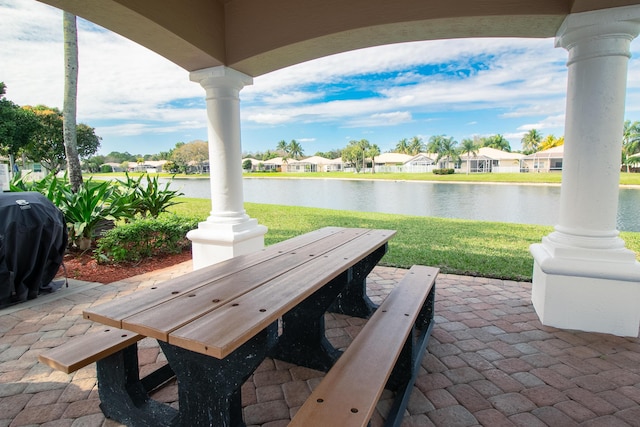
84, 227, 396, 359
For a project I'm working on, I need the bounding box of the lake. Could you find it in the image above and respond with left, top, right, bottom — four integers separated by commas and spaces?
165, 177, 640, 232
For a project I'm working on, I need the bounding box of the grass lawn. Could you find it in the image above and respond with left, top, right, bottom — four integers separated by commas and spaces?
89, 171, 640, 186
168, 198, 640, 282
245, 171, 640, 186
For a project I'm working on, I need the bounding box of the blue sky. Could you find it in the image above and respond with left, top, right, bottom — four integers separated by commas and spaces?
3, 0, 640, 157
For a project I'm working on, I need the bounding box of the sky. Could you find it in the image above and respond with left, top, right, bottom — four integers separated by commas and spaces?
3, 1, 640, 157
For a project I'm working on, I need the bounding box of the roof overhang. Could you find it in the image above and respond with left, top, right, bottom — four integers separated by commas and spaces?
36, 0, 640, 77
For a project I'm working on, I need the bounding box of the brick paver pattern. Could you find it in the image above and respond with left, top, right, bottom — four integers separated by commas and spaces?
1, 262, 640, 426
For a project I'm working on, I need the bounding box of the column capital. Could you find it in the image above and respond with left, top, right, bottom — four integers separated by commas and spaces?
189, 66, 253, 91
555, 5, 640, 60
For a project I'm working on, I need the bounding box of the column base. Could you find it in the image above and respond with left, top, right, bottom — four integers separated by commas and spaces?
530, 242, 640, 337
187, 218, 268, 270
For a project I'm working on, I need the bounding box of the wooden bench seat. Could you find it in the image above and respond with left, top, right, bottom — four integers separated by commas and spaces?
289, 265, 438, 427
39, 327, 143, 374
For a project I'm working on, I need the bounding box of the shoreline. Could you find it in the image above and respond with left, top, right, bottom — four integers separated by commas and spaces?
242, 174, 640, 189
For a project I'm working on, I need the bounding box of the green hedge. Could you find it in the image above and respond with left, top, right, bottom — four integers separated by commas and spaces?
433, 168, 455, 175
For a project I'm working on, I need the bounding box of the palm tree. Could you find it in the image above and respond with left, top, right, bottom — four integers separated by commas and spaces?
287, 139, 304, 160
407, 136, 424, 155
622, 120, 640, 172
539, 134, 564, 151
460, 138, 478, 174
276, 140, 288, 156
367, 144, 380, 174
395, 138, 409, 154
63, 11, 83, 192
521, 129, 542, 155
356, 139, 370, 172
481, 134, 511, 152
436, 136, 460, 168
426, 135, 445, 157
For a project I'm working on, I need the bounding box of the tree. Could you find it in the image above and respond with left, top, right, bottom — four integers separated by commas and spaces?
481, 134, 511, 152
407, 136, 424, 155
366, 143, 380, 174
342, 139, 368, 173
287, 139, 304, 160
622, 120, 640, 172
63, 11, 82, 191
22, 105, 101, 173
104, 151, 136, 164
521, 129, 542, 155
539, 134, 564, 151
154, 151, 173, 160
395, 138, 409, 154
314, 149, 342, 159
276, 140, 288, 156
171, 140, 209, 173
0, 84, 39, 175
24, 106, 64, 172
460, 138, 479, 174
427, 135, 460, 167
435, 136, 460, 168
82, 155, 105, 173
356, 139, 371, 171
162, 160, 179, 173
426, 135, 443, 155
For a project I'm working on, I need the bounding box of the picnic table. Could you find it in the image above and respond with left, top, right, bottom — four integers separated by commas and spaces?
81, 226, 396, 426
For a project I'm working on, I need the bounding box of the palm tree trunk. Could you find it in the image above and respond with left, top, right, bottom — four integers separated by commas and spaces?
63, 11, 83, 192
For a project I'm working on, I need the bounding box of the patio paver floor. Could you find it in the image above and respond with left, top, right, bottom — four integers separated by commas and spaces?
1, 261, 639, 426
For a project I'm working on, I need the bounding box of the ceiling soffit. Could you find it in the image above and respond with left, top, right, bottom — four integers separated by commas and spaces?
36, 0, 640, 76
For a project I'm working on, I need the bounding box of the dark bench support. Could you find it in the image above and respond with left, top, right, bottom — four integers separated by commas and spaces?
289, 265, 438, 427
39, 328, 177, 427
97, 344, 178, 427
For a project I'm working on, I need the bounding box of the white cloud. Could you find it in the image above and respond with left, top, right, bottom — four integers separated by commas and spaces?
346, 111, 413, 128
2, 0, 202, 129
241, 38, 571, 133
97, 119, 205, 137
4, 0, 640, 154
518, 124, 541, 131
259, 91, 325, 105
504, 131, 527, 141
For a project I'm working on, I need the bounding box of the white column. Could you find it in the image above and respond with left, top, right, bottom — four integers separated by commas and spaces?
187, 66, 267, 270
531, 6, 640, 337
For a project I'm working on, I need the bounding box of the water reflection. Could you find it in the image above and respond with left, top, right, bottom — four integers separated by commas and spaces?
167, 177, 640, 231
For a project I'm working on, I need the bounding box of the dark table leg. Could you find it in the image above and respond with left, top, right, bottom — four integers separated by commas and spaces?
271, 244, 388, 371
158, 323, 277, 427
97, 343, 178, 427
270, 270, 350, 371
330, 243, 388, 318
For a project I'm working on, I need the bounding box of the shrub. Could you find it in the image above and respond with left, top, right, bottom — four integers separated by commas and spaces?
10, 171, 66, 205
95, 214, 198, 263
58, 178, 135, 249
116, 173, 184, 218
433, 168, 455, 175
